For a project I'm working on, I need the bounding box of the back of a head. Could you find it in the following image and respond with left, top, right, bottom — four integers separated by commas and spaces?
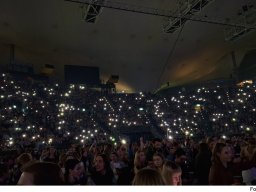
20, 161, 63, 185
64, 158, 80, 171
17, 153, 33, 166
174, 148, 186, 158
133, 168, 165, 185
162, 161, 182, 185
198, 143, 210, 154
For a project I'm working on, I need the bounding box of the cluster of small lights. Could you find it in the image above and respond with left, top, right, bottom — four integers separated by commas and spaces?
0, 74, 122, 147
0, 73, 256, 147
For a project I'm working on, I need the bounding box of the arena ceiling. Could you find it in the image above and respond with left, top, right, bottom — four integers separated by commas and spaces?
0, 0, 256, 92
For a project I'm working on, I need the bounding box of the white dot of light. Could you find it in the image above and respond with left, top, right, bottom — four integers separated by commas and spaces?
121, 139, 127, 145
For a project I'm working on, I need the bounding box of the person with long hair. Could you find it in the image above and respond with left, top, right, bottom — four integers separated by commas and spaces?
241, 138, 256, 185
134, 149, 148, 174
133, 168, 165, 185
209, 142, 256, 185
162, 161, 182, 185
90, 153, 114, 185
194, 142, 211, 185
64, 159, 86, 185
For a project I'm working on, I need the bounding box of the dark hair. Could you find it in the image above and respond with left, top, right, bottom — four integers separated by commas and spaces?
211, 143, 226, 164
21, 161, 63, 185
0, 163, 8, 177
153, 138, 162, 143
153, 152, 165, 161
95, 153, 111, 171
198, 143, 210, 154
110, 152, 118, 157
174, 148, 186, 158
17, 153, 32, 166
64, 159, 80, 183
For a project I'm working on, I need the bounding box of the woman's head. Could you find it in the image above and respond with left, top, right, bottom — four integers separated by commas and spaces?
212, 143, 233, 166
18, 161, 64, 185
133, 168, 165, 185
64, 159, 84, 181
162, 161, 182, 185
138, 150, 146, 162
241, 138, 256, 160
94, 154, 110, 174
153, 153, 164, 169
134, 150, 146, 164
117, 145, 127, 159
207, 137, 217, 152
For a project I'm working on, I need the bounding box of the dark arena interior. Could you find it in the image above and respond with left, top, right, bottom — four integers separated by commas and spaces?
0, 0, 256, 186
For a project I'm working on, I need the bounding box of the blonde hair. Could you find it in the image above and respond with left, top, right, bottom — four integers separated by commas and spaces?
133, 168, 165, 185
162, 161, 182, 185
134, 149, 147, 174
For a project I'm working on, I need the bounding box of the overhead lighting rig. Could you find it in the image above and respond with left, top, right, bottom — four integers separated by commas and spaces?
163, 0, 215, 33
82, 0, 105, 23
225, 3, 256, 41
65, 0, 255, 30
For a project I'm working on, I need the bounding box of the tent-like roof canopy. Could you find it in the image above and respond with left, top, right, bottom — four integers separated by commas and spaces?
0, 0, 255, 92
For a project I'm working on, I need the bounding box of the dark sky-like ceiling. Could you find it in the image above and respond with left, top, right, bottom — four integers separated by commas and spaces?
0, 0, 256, 92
